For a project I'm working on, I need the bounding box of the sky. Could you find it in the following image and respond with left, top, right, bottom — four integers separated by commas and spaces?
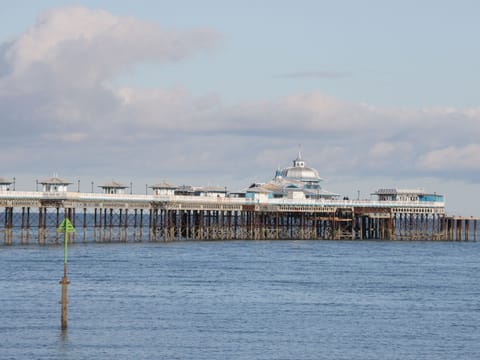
0, 0, 479, 215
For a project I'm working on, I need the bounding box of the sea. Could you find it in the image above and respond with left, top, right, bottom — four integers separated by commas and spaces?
1, 239, 479, 360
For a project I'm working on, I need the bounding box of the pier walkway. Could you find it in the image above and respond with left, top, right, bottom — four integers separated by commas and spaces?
0, 191, 477, 244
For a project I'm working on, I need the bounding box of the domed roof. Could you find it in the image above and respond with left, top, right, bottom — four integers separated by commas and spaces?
278, 153, 322, 182
281, 166, 321, 180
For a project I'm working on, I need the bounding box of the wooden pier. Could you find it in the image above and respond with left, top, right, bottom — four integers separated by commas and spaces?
0, 191, 477, 244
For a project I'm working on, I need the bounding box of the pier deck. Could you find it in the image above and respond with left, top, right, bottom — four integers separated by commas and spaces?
0, 191, 476, 244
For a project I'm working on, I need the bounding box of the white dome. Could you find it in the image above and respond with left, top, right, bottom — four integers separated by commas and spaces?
281, 166, 321, 181
274, 153, 324, 184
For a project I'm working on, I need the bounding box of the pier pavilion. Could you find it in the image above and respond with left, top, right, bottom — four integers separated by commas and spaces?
40, 177, 71, 192
373, 188, 444, 203
248, 153, 338, 200
99, 181, 128, 195
150, 182, 177, 196
0, 177, 12, 192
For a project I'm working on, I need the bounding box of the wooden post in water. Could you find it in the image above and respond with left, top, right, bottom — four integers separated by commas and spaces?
58, 218, 75, 330
473, 218, 478, 241
457, 218, 462, 241
60, 267, 69, 330
465, 219, 470, 241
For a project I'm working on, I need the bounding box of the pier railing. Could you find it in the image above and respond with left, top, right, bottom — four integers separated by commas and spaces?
0, 190, 445, 210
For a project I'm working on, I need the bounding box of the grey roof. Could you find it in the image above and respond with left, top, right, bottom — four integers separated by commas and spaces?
99, 181, 127, 189
245, 182, 281, 193
150, 182, 177, 189
195, 186, 227, 193
303, 188, 340, 197
374, 188, 425, 195
0, 177, 12, 184
40, 177, 71, 185
245, 187, 271, 194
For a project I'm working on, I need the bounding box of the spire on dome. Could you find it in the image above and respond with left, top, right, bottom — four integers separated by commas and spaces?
293, 145, 305, 168
296, 144, 303, 160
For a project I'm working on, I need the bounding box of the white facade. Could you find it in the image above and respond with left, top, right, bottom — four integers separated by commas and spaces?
374, 189, 424, 202
0, 178, 11, 191
99, 181, 128, 194
40, 177, 71, 192
150, 182, 177, 196
250, 191, 270, 202
287, 190, 306, 200
195, 187, 227, 197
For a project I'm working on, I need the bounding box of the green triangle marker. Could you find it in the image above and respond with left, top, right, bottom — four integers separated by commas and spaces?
57, 218, 75, 234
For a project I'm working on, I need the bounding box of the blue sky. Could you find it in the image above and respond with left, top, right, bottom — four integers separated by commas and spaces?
1, 0, 479, 215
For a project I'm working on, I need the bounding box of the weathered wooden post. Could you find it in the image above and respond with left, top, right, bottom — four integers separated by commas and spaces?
58, 218, 75, 330
472, 218, 477, 241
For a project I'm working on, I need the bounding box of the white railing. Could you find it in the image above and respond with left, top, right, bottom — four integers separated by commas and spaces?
0, 190, 445, 209
70, 192, 152, 202
0, 191, 43, 199
266, 198, 446, 208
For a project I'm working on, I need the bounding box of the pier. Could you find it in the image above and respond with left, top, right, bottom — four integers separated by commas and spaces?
1, 155, 477, 244
0, 190, 477, 244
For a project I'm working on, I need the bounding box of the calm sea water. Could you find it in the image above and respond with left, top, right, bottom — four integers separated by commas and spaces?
1, 240, 479, 360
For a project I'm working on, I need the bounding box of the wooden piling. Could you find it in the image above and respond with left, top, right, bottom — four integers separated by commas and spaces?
472, 219, 476, 241
60, 273, 69, 330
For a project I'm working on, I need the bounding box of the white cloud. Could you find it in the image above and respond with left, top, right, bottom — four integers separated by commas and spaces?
3, 6, 220, 89
417, 144, 480, 171
116, 86, 222, 131
369, 141, 414, 161
0, 6, 221, 141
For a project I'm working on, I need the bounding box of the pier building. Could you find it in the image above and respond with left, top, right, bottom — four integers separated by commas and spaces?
100, 181, 128, 194
0, 154, 477, 244
0, 177, 12, 192
173, 185, 228, 198
249, 153, 338, 200
40, 177, 71, 193
150, 182, 177, 196
374, 188, 445, 203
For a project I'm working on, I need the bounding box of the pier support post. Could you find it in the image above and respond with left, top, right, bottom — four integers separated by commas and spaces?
474, 219, 478, 242
465, 219, 470, 241
457, 219, 462, 241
